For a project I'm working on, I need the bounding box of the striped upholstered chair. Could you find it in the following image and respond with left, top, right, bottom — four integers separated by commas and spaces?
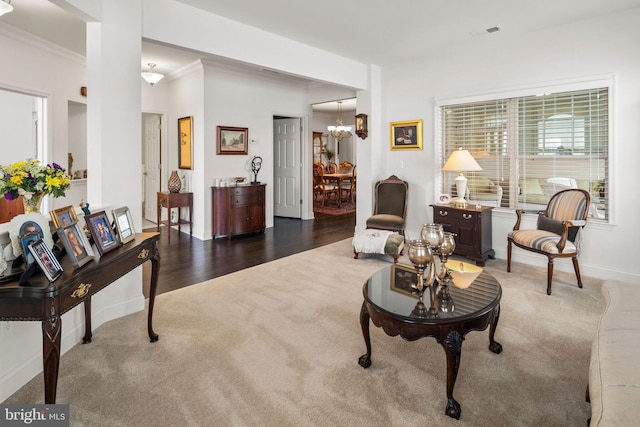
507, 188, 590, 295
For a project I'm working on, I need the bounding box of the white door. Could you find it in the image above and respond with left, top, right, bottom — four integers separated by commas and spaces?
273, 117, 301, 218
143, 113, 162, 223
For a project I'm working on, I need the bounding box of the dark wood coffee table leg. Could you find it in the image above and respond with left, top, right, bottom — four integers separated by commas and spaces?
441, 330, 463, 419
488, 305, 503, 354
358, 301, 372, 368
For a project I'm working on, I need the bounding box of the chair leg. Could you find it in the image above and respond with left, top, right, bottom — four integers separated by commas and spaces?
572, 256, 584, 289
507, 239, 512, 272
547, 257, 554, 295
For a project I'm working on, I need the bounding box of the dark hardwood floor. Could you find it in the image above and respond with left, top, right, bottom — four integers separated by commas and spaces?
142, 212, 355, 297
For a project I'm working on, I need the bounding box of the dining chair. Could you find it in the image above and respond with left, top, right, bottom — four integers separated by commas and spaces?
507, 188, 590, 295
313, 163, 340, 207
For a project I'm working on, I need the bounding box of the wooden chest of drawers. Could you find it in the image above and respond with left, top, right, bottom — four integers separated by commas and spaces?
431, 204, 494, 266
212, 184, 266, 239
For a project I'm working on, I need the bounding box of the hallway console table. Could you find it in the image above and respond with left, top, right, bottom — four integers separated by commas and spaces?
0, 232, 161, 404
211, 184, 266, 239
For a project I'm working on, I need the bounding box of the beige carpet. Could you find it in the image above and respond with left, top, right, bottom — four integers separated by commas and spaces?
4, 239, 605, 426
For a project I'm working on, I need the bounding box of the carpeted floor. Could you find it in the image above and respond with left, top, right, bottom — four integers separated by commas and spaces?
4, 239, 605, 426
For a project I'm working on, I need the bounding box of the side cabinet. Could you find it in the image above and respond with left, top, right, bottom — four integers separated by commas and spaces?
431, 204, 494, 266
212, 184, 266, 239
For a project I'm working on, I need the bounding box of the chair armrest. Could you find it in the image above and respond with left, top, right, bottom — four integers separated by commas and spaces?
568, 220, 587, 227
512, 209, 544, 230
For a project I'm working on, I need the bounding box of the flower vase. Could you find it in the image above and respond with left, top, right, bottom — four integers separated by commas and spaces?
22, 193, 44, 213
168, 170, 182, 193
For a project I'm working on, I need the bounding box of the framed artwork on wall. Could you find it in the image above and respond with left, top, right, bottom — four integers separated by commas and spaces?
178, 116, 193, 170
390, 119, 423, 151
217, 126, 248, 155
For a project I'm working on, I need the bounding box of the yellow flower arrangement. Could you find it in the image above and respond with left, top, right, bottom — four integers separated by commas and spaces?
0, 159, 71, 203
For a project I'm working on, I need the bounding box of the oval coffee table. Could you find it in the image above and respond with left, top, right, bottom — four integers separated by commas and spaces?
358, 263, 502, 419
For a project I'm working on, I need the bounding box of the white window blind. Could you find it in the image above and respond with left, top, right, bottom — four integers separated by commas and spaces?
439, 87, 608, 220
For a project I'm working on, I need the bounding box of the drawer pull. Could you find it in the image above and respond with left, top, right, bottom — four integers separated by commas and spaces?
463, 213, 473, 220
71, 283, 92, 298
439, 210, 448, 216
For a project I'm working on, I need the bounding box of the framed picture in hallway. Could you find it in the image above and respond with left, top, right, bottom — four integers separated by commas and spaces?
217, 126, 248, 155
390, 119, 423, 151
178, 116, 193, 170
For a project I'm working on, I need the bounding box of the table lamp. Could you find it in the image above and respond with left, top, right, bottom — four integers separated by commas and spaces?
442, 148, 482, 208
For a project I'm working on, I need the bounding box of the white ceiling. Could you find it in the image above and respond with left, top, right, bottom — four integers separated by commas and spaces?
2, 0, 640, 113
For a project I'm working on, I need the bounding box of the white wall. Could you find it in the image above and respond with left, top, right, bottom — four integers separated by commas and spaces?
0, 90, 35, 162
381, 8, 640, 282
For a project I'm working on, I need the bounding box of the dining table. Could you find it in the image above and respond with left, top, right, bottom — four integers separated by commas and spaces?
323, 170, 354, 202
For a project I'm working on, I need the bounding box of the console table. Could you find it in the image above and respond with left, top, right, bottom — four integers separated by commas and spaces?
431, 204, 494, 266
157, 191, 193, 241
0, 232, 161, 404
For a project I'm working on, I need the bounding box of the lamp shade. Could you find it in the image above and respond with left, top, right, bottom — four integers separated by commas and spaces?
442, 148, 482, 172
0, 0, 13, 16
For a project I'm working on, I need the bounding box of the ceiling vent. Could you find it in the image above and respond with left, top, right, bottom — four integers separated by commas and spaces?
470, 25, 502, 38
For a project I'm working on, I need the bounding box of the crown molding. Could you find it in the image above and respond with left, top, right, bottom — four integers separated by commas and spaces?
0, 22, 86, 66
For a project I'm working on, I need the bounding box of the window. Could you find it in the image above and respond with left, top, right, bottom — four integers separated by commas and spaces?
437, 84, 609, 221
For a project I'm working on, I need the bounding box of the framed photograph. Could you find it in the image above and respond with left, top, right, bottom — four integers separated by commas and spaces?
85, 211, 119, 255
390, 119, 423, 151
9, 213, 54, 259
28, 239, 63, 282
58, 221, 94, 268
50, 205, 78, 228
21, 232, 40, 265
217, 126, 248, 155
178, 116, 193, 170
390, 263, 419, 299
112, 206, 135, 244
438, 194, 451, 204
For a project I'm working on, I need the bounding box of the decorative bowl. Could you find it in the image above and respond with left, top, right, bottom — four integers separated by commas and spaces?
445, 260, 482, 289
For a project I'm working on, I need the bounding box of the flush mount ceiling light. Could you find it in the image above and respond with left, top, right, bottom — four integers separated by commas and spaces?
0, 0, 13, 17
141, 63, 164, 86
327, 101, 352, 141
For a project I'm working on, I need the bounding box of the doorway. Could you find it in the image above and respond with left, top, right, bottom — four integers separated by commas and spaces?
142, 113, 163, 224
273, 116, 302, 218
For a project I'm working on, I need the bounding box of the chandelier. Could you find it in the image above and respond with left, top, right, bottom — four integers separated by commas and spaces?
327, 101, 352, 141
141, 63, 164, 86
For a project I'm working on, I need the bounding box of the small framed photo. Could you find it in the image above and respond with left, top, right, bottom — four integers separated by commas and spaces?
28, 239, 63, 282
438, 194, 451, 204
58, 221, 94, 269
85, 211, 119, 255
21, 232, 41, 265
112, 206, 135, 244
9, 213, 54, 259
50, 205, 78, 228
217, 125, 248, 155
178, 116, 193, 170
390, 119, 423, 151
390, 263, 419, 299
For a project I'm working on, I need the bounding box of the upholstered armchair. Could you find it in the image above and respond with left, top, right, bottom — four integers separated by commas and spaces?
507, 188, 590, 295
466, 177, 503, 207
365, 175, 408, 236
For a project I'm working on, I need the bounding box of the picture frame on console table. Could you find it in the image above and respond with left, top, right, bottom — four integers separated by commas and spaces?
112, 206, 135, 244
28, 239, 63, 282
50, 205, 78, 228
217, 125, 248, 155
389, 263, 419, 298
390, 119, 423, 151
85, 211, 119, 255
57, 221, 94, 269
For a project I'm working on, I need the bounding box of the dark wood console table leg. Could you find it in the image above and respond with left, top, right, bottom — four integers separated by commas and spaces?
441, 330, 463, 419
82, 297, 93, 344
42, 297, 62, 404
358, 301, 372, 368
147, 241, 160, 342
